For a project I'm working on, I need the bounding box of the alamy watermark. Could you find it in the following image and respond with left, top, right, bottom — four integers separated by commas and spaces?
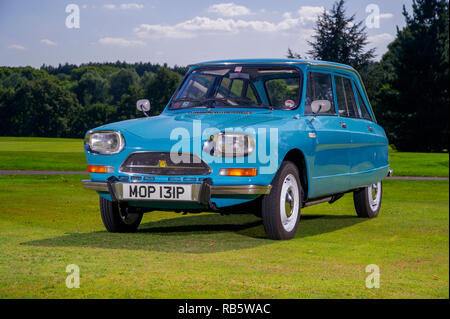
66, 264, 80, 288
169, 120, 279, 175
65, 4, 80, 29
366, 4, 381, 29
365, 264, 380, 289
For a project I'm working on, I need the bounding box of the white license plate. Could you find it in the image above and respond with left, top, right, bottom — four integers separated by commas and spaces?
122, 183, 192, 201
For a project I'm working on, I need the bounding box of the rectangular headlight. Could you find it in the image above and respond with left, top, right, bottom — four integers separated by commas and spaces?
84, 130, 125, 155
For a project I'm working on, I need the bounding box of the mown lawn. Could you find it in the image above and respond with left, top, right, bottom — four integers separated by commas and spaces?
0, 175, 447, 298
0, 137, 86, 171
389, 150, 448, 177
0, 137, 448, 177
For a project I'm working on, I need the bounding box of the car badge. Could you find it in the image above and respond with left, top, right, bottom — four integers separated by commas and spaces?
158, 160, 166, 168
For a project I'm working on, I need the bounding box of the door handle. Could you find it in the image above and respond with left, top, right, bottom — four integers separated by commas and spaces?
368, 126, 373, 132
340, 122, 347, 129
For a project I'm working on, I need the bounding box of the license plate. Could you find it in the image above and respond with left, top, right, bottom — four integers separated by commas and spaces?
122, 183, 192, 201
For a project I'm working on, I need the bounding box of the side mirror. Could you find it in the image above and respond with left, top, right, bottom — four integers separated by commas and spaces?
137, 99, 150, 117
311, 100, 331, 115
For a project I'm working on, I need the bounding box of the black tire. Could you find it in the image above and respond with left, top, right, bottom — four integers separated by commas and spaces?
261, 161, 302, 240
99, 197, 143, 232
353, 181, 383, 218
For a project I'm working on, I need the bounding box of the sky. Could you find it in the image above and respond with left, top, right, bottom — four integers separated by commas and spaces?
0, 0, 413, 68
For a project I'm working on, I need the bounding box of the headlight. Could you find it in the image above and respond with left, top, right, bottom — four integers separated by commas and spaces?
84, 130, 125, 155
203, 132, 255, 157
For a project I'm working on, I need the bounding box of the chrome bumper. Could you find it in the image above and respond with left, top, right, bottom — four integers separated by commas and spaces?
82, 180, 271, 203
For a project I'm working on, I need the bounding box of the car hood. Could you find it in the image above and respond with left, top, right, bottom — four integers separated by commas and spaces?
99, 110, 284, 139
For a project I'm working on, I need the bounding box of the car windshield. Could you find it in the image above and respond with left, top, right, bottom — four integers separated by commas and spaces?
169, 66, 302, 110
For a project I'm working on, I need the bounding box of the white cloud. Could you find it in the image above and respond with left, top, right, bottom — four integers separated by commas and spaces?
380, 13, 394, 19
104, 3, 144, 10
40, 39, 57, 46
98, 37, 145, 47
134, 6, 324, 39
368, 33, 395, 45
297, 6, 324, 24
120, 3, 144, 9
7, 44, 26, 50
207, 3, 251, 17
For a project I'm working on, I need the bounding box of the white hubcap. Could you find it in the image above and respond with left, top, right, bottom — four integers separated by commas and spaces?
368, 182, 382, 211
279, 174, 300, 232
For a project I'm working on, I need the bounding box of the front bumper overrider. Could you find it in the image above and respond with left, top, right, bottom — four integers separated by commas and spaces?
82, 179, 272, 207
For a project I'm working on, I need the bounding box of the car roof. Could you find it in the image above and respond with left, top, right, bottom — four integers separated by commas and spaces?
189, 58, 355, 71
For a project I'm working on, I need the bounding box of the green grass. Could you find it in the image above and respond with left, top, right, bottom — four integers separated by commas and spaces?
0, 137, 86, 171
389, 150, 448, 177
0, 175, 447, 298
0, 137, 448, 177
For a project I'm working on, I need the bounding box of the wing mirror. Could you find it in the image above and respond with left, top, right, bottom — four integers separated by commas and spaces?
137, 99, 151, 117
311, 100, 331, 115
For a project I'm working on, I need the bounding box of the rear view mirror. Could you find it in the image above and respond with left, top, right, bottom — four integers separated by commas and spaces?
229, 72, 250, 80
311, 100, 331, 114
137, 99, 150, 116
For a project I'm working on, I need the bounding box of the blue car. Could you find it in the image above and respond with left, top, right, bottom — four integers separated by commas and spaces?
82, 59, 391, 240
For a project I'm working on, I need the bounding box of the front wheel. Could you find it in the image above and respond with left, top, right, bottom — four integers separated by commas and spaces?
99, 197, 143, 232
353, 181, 383, 218
261, 161, 302, 240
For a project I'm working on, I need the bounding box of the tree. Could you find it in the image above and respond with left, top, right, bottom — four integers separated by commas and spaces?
73, 70, 108, 106
375, 0, 449, 151
307, 0, 375, 70
143, 67, 182, 115
5, 76, 80, 137
108, 69, 139, 103
286, 48, 302, 59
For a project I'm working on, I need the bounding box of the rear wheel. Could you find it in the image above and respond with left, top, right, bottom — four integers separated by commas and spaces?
353, 181, 383, 218
261, 161, 302, 240
99, 197, 143, 232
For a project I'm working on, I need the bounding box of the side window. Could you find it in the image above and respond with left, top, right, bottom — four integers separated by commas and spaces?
265, 77, 300, 108
355, 86, 373, 121
304, 72, 335, 115
334, 75, 359, 118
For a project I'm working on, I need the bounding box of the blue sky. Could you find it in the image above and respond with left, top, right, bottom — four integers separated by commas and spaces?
0, 0, 413, 67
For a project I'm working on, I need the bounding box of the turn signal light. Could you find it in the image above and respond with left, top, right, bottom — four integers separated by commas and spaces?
219, 168, 257, 177
87, 165, 114, 173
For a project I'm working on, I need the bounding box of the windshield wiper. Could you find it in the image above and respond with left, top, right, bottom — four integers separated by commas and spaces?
171, 97, 274, 110
172, 97, 202, 104
170, 97, 212, 109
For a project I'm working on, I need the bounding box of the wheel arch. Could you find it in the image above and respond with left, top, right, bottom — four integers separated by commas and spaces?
282, 148, 309, 201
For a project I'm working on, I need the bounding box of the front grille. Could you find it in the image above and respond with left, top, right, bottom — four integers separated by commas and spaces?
119, 152, 212, 176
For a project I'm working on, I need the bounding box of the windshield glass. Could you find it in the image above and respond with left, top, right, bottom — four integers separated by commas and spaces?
170, 66, 302, 110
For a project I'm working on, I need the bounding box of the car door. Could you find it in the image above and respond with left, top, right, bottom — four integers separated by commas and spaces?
333, 74, 387, 188
304, 71, 352, 198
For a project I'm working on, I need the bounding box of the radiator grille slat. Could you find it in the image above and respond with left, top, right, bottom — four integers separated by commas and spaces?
119, 152, 212, 175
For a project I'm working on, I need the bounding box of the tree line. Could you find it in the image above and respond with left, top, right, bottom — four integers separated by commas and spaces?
0, 62, 186, 139
0, 0, 448, 152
